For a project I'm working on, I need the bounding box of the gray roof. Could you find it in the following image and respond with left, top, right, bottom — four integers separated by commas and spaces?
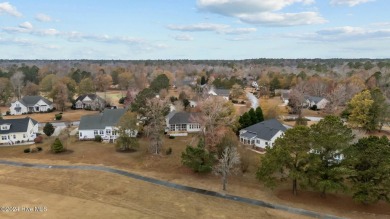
305, 96, 325, 104
75, 94, 104, 102
0, 117, 37, 134
79, 108, 126, 130
169, 112, 199, 124
214, 89, 230, 97
241, 119, 287, 141
281, 91, 290, 99
241, 132, 257, 139
19, 96, 52, 107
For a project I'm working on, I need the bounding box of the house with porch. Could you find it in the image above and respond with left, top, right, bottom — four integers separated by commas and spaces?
166, 111, 201, 136
10, 96, 53, 115
78, 108, 137, 142
0, 117, 38, 145
74, 94, 105, 110
239, 119, 288, 151
208, 88, 230, 101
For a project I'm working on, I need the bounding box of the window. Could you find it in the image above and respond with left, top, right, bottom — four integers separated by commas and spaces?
99, 130, 104, 135
106, 130, 111, 135
23, 134, 26, 138
79, 132, 82, 137
13, 135, 16, 139
94, 130, 98, 135
256, 139, 260, 144
1, 136, 6, 140
112, 130, 117, 136
170, 124, 175, 131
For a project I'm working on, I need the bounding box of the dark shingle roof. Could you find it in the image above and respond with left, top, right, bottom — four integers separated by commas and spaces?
79, 109, 126, 130
241, 119, 287, 141
305, 96, 324, 104
19, 96, 52, 106
213, 89, 230, 97
75, 94, 104, 102
0, 117, 37, 134
169, 112, 199, 124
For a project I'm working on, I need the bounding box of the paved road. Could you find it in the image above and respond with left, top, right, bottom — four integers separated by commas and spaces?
0, 159, 343, 219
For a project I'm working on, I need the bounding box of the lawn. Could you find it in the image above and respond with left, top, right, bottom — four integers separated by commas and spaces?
0, 135, 389, 218
1, 110, 99, 123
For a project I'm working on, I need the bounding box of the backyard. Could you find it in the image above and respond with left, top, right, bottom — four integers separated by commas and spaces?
0, 135, 389, 218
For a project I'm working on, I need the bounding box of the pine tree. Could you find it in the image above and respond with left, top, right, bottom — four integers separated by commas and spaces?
255, 106, 264, 123
43, 123, 55, 137
248, 108, 257, 125
51, 138, 64, 153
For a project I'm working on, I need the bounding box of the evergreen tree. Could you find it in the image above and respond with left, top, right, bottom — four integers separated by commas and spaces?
248, 108, 257, 125
150, 74, 169, 93
257, 126, 313, 195
255, 106, 264, 123
51, 138, 64, 153
200, 76, 207, 85
308, 115, 353, 197
344, 136, 390, 204
181, 138, 215, 173
43, 123, 55, 137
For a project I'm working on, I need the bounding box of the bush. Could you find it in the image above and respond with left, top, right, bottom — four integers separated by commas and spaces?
232, 100, 238, 104
169, 136, 175, 139
23, 148, 30, 153
51, 138, 64, 153
37, 147, 42, 151
6, 111, 10, 115
166, 147, 172, 155
94, 135, 102, 142
55, 114, 62, 120
43, 123, 55, 136
119, 97, 125, 104
34, 135, 43, 143
310, 105, 318, 111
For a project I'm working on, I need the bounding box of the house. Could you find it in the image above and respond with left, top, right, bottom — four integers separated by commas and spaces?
251, 81, 259, 89
281, 90, 290, 105
166, 111, 201, 136
78, 108, 136, 142
10, 96, 53, 115
239, 119, 288, 151
189, 100, 197, 108
74, 94, 105, 110
0, 117, 38, 145
208, 88, 230, 101
305, 96, 329, 110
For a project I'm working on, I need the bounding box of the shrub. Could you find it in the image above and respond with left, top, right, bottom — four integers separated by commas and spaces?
23, 148, 30, 153
34, 135, 43, 143
232, 100, 238, 104
119, 97, 125, 104
6, 111, 10, 115
169, 136, 175, 139
43, 123, 55, 136
51, 138, 64, 153
37, 147, 42, 151
166, 147, 172, 155
29, 145, 38, 153
55, 114, 62, 120
94, 135, 102, 142
310, 105, 318, 111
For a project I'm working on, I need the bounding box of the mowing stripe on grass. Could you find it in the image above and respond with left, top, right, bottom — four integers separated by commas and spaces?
0, 159, 344, 219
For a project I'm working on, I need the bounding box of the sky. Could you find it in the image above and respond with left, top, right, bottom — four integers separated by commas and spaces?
0, 0, 389, 59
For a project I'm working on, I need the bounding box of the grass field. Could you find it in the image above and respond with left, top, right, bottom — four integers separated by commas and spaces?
0, 135, 389, 218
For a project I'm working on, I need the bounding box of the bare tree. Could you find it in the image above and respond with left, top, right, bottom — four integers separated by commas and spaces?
0, 78, 13, 105
288, 89, 305, 115
144, 98, 169, 154
10, 71, 25, 100
325, 84, 347, 113
213, 146, 241, 191
51, 82, 68, 112
22, 81, 40, 96
193, 97, 236, 150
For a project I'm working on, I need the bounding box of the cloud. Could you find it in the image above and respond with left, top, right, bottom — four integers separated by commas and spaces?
2, 22, 60, 36
286, 25, 390, 42
330, 0, 375, 7
174, 34, 194, 41
35, 13, 52, 22
196, 0, 326, 26
19, 22, 33, 30
167, 23, 229, 32
0, 2, 22, 17
167, 22, 257, 35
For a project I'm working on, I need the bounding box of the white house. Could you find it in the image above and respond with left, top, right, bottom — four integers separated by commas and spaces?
166, 111, 201, 136
78, 108, 137, 142
280, 90, 290, 105
74, 94, 105, 110
0, 117, 38, 145
10, 96, 53, 115
305, 96, 329, 110
208, 88, 230, 101
239, 119, 288, 151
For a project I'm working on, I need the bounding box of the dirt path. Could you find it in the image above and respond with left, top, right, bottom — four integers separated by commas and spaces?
0, 159, 341, 219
